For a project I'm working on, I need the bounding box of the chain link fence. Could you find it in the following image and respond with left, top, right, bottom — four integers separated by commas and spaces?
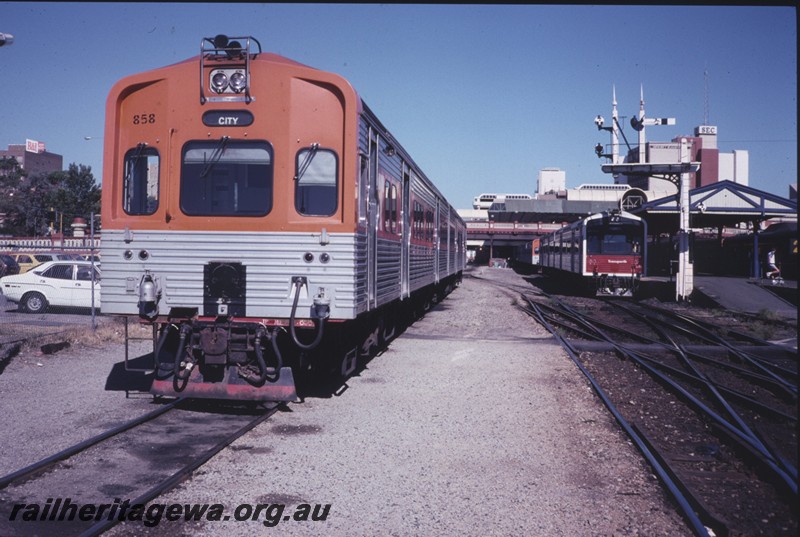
0, 221, 112, 354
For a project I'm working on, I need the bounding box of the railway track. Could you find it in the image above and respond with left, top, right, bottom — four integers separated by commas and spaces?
515, 286, 797, 537
0, 399, 281, 536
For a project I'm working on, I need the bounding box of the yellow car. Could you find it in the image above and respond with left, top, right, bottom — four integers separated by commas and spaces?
6, 251, 76, 273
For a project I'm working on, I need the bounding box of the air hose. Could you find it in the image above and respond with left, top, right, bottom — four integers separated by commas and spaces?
253, 326, 283, 383
172, 324, 194, 392
288, 278, 326, 350
154, 323, 178, 380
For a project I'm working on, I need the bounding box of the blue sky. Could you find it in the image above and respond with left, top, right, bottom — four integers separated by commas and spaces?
1, 3, 796, 209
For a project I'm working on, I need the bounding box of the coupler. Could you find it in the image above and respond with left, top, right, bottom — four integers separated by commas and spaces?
150, 318, 297, 402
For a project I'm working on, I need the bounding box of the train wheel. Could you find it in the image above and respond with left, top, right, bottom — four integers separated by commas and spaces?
381, 313, 396, 344
341, 347, 358, 377
21, 292, 48, 313
359, 317, 381, 360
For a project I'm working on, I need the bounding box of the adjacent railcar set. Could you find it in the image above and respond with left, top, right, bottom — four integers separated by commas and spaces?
100, 35, 465, 402
535, 210, 646, 296
514, 238, 540, 267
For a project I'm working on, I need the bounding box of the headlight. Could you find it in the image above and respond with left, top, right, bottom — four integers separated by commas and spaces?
211, 71, 228, 93
229, 71, 247, 93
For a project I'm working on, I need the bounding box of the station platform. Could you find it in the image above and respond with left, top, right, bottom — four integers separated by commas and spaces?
692, 275, 797, 321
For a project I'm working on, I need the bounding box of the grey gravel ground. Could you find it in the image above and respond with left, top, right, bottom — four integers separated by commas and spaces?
0, 332, 155, 477
1, 266, 690, 536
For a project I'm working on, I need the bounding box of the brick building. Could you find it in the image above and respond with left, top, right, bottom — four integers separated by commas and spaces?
0, 140, 63, 176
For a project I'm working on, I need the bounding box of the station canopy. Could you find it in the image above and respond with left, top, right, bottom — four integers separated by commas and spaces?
487, 199, 619, 224
632, 180, 797, 235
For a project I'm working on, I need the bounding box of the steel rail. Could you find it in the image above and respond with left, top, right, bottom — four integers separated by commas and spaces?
0, 398, 183, 490
538, 296, 795, 401
626, 349, 797, 492
680, 348, 795, 391
644, 306, 798, 380
633, 352, 797, 422
606, 300, 774, 454
630, 423, 729, 537
517, 305, 600, 341
547, 295, 798, 496
647, 307, 797, 396
78, 403, 282, 537
646, 301, 797, 349
587, 299, 795, 395
534, 300, 665, 345
610, 301, 798, 383
522, 297, 712, 537
545, 302, 796, 392
528, 299, 796, 422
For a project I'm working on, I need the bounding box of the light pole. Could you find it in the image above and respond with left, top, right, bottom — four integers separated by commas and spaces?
0, 33, 13, 47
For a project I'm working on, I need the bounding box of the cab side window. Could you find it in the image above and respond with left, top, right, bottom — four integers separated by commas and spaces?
123, 144, 159, 215
295, 146, 338, 216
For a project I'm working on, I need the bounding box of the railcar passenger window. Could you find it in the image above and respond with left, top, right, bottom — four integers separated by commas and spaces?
383, 180, 391, 231
383, 182, 398, 233
123, 145, 159, 215
295, 147, 338, 216
391, 185, 398, 233
181, 140, 273, 216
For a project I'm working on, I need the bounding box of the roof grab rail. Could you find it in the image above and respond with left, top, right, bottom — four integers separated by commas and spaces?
199, 34, 262, 105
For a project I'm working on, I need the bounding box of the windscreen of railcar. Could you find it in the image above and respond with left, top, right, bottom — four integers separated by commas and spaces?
586, 221, 642, 255
180, 139, 273, 216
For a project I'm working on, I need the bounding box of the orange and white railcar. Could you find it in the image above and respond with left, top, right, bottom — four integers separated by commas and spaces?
100, 35, 465, 401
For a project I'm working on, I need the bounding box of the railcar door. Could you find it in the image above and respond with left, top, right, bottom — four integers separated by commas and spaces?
401, 166, 411, 298
366, 130, 379, 310
434, 199, 441, 283
570, 229, 577, 273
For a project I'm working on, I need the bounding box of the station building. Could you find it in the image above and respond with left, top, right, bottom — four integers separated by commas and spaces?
463, 91, 797, 280
0, 140, 63, 176
616, 125, 749, 194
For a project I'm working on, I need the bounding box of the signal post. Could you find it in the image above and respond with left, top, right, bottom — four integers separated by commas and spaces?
595, 87, 699, 301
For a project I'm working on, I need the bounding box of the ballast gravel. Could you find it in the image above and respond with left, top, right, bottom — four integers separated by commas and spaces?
1, 266, 690, 536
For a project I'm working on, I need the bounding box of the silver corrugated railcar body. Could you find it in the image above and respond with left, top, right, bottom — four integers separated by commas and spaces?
101, 229, 368, 320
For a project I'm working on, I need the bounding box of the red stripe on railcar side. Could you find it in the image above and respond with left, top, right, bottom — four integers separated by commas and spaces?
586, 254, 643, 275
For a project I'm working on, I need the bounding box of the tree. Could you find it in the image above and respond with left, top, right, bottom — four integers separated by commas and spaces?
42, 163, 101, 233
2, 163, 100, 236
0, 157, 27, 235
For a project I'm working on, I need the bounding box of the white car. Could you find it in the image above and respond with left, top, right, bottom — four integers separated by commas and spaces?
0, 260, 101, 313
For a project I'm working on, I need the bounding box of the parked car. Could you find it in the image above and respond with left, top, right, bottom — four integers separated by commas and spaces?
0, 253, 21, 277
4, 251, 78, 273
0, 260, 101, 313
5, 252, 41, 273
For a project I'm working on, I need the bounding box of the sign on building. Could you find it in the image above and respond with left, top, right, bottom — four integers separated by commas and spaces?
25, 139, 45, 153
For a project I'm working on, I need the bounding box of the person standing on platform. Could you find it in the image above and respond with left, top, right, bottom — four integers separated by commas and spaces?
765, 247, 780, 279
